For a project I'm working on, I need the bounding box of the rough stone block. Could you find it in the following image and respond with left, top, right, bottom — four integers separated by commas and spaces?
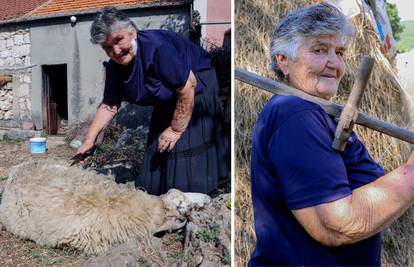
22, 121, 35, 130
20, 84, 30, 97
6, 38, 13, 47
0, 58, 4, 67
20, 44, 30, 56
23, 33, 30, 44
14, 35, 24, 45
5, 92, 13, 102
0, 50, 10, 58
0, 100, 12, 111
19, 98, 27, 111
23, 75, 31, 83
15, 57, 22, 65
4, 57, 15, 66
0, 40, 6, 51
11, 47, 18, 57
26, 100, 31, 112
24, 56, 30, 66
4, 110, 13, 120
0, 32, 10, 40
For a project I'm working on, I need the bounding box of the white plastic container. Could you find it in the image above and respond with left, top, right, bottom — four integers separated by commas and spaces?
29, 137, 46, 153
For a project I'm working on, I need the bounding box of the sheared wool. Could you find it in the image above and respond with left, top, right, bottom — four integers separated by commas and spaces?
0, 160, 166, 255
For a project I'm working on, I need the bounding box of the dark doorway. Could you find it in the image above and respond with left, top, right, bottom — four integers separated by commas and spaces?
42, 64, 68, 135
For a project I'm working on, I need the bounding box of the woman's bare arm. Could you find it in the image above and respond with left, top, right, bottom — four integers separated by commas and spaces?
171, 70, 196, 132
292, 159, 414, 246
77, 104, 118, 154
158, 70, 196, 152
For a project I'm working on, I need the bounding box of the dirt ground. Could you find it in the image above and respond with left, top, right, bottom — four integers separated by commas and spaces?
0, 138, 88, 266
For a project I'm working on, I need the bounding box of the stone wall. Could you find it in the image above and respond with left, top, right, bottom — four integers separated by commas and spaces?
0, 25, 32, 126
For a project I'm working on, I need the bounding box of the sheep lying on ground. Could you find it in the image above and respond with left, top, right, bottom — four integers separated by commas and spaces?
0, 160, 210, 255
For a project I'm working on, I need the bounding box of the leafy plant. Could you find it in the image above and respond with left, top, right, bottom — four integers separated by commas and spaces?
196, 224, 220, 242
138, 257, 151, 267
176, 252, 188, 262
221, 247, 231, 265
226, 199, 231, 209
0, 136, 22, 144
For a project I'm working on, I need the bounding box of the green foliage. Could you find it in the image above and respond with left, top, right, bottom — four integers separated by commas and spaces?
0, 176, 8, 181
167, 251, 188, 262
24, 245, 43, 259
177, 252, 188, 262
40, 130, 47, 138
196, 224, 220, 242
138, 257, 151, 267
226, 199, 231, 209
386, 1, 404, 41
396, 21, 414, 53
0, 136, 22, 145
221, 247, 231, 265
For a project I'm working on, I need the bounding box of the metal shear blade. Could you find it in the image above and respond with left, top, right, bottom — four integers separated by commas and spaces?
70, 151, 93, 166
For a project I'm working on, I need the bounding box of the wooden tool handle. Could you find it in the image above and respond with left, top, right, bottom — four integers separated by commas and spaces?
332, 56, 375, 151
235, 67, 414, 145
347, 56, 375, 112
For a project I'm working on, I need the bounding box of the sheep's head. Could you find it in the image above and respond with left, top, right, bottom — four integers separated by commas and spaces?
161, 189, 211, 217
155, 189, 211, 235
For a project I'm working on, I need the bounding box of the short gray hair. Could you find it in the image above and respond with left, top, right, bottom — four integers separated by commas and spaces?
269, 3, 353, 79
90, 7, 138, 44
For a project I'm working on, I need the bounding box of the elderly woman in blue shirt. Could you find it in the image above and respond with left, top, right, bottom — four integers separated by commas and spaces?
250, 3, 414, 266
78, 7, 228, 195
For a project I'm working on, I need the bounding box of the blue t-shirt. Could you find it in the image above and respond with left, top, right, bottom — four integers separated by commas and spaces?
249, 95, 384, 266
103, 29, 211, 106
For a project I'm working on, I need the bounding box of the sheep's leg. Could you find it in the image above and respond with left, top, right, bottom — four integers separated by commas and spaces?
183, 222, 204, 266
183, 222, 199, 253
154, 217, 187, 236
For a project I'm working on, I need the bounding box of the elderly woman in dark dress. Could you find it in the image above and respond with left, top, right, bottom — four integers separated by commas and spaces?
249, 3, 414, 266
78, 7, 228, 195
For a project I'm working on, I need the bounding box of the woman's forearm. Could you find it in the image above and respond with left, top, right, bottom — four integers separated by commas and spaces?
329, 164, 414, 244
84, 104, 118, 145
171, 71, 196, 133
293, 164, 414, 246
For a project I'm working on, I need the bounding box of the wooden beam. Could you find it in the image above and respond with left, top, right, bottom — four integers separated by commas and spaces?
235, 67, 414, 145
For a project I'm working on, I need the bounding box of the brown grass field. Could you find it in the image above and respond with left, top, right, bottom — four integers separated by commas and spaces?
235, 0, 414, 266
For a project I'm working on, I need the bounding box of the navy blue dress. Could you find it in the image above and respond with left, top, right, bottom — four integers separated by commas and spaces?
102, 30, 229, 195
249, 95, 384, 266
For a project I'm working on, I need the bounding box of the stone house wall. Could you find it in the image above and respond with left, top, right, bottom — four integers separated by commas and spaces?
0, 4, 191, 132
0, 25, 32, 127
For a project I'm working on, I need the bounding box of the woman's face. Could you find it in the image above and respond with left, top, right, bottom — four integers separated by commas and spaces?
277, 35, 346, 100
101, 28, 137, 65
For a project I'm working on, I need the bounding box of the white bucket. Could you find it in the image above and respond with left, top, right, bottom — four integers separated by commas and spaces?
29, 137, 46, 153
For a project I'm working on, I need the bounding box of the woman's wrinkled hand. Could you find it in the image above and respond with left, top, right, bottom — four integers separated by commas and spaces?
77, 140, 95, 155
158, 127, 183, 153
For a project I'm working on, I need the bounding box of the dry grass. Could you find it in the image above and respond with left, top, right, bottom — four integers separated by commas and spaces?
235, 0, 413, 266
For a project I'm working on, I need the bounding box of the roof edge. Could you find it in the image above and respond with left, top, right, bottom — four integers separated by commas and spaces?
0, 0, 193, 26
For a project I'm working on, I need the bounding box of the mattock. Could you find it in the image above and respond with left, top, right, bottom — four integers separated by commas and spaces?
236, 59, 414, 146
332, 56, 375, 151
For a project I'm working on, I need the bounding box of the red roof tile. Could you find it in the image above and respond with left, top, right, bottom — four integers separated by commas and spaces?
31, 0, 187, 18
0, 0, 189, 22
0, 0, 48, 20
